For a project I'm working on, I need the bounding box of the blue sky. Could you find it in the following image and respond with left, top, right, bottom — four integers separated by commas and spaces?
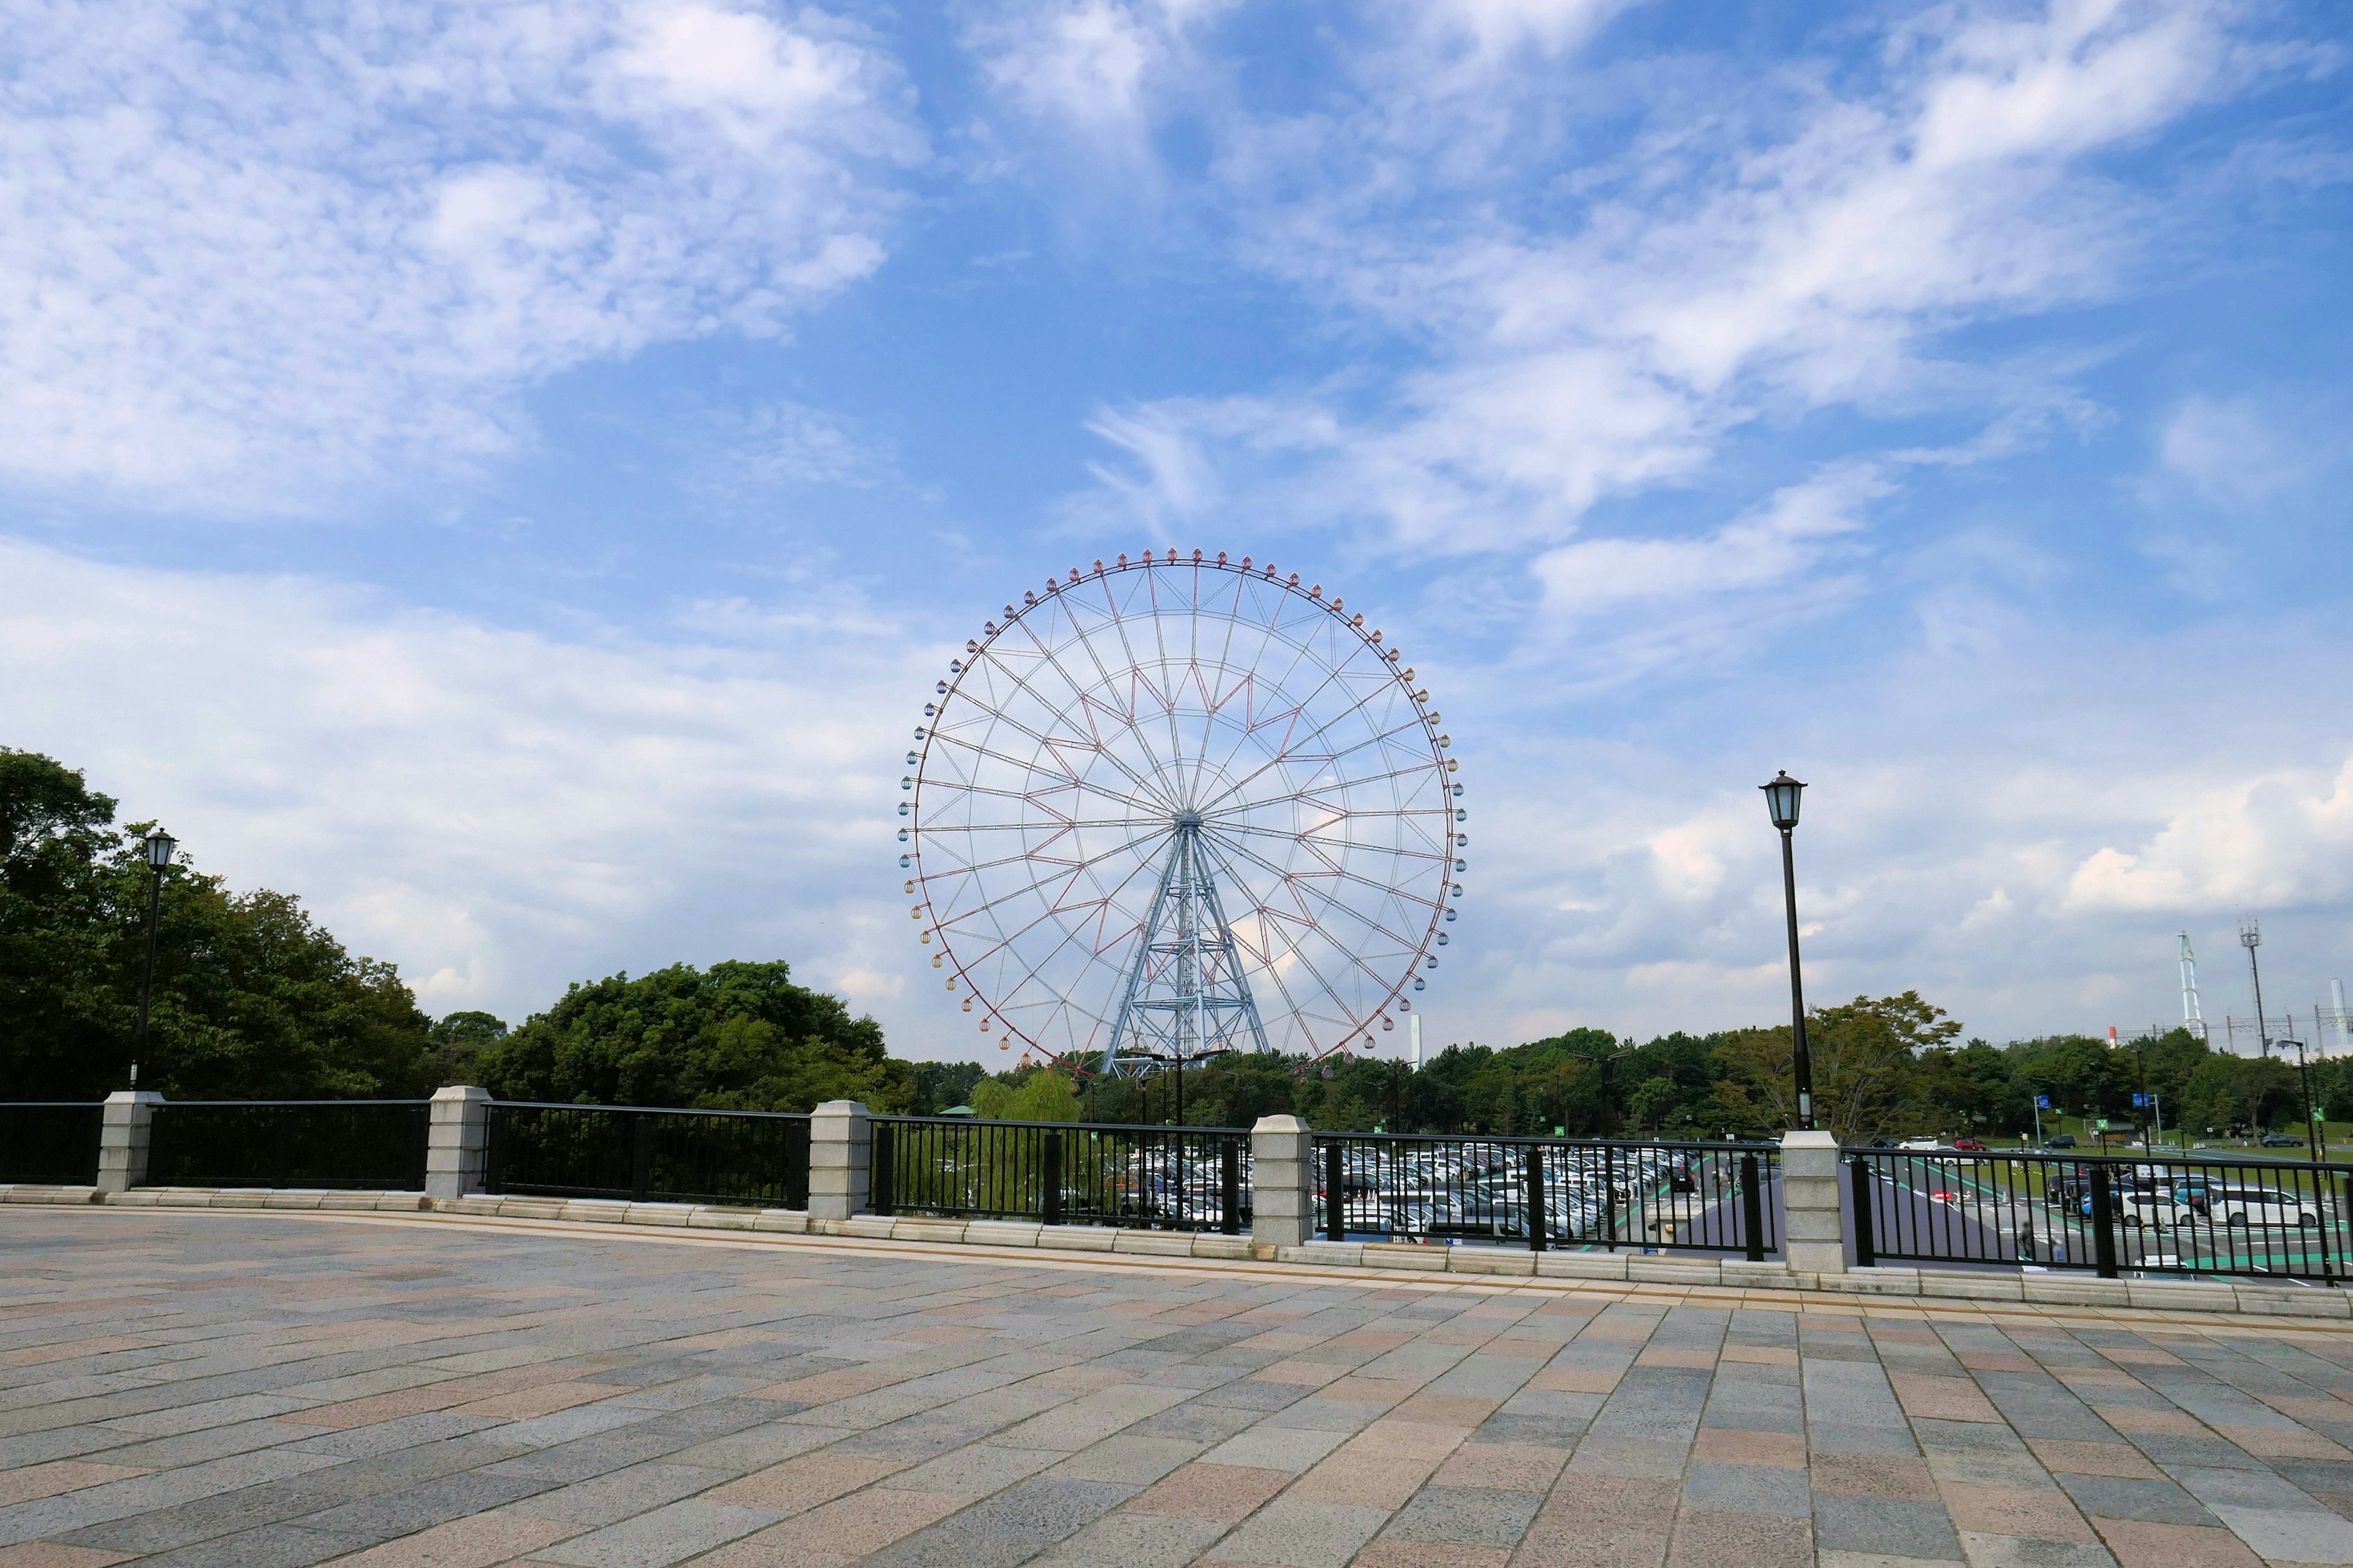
4, 0, 2350, 1061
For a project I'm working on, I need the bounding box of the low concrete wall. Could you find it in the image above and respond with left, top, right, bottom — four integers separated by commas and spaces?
7, 1183, 2341, 1318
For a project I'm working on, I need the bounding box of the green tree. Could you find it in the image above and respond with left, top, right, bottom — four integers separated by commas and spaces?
1626, 1075, 1677, 1135
430, 1010, 508, 1086
972, 1067, 1081, 1122
475, 960, 904, 1113
0, 748, 437, 1099
1715, 992, 1960, 1141
2181, 1054, 2245, 1135
1916, 1039, 2022, 1135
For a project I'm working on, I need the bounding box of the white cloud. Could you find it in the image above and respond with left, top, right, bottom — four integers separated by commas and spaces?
2158, 394, 2332, 506
2066, 760, 2353, 914
1533, 464, 1883, 618
1073, 0, 2254, 556
0, 538, 933, 1028
0, 0, 923, 513
962, 0, 1229, 148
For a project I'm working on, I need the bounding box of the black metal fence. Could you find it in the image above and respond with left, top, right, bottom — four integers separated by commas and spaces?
871, 1116, 1248, 1232
1851, 1148, 2353, 1281
147, 1101, 430, 1189
483, 1102, 811, 1208
1313, 1134, 1779, 1258
0, 1103, 104, 1184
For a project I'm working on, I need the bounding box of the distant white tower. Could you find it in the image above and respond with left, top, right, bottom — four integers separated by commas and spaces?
2178, 933, 2207, 1039
1410, 1014, 1423, 1070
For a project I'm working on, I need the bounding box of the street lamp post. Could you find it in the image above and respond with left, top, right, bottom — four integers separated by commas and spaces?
1760, 771, 1814, 1131
132, 828, 176, 1088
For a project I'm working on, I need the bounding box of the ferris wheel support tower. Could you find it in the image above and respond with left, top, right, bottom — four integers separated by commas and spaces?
1104, 814, 1270, 1076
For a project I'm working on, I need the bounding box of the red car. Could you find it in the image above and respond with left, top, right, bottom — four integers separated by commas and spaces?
1952, 1137, 1988, 1151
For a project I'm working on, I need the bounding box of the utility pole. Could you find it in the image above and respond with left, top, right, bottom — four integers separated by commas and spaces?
2242, 918, 2270, 1056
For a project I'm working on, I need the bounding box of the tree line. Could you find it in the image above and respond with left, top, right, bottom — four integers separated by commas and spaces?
7, 747, 2338, 1137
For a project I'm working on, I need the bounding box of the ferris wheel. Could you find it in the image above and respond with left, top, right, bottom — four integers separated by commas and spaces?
898, 548, 1464, 1074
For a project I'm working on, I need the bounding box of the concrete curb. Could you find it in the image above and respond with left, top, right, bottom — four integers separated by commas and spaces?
5, 1184, 2344, 1319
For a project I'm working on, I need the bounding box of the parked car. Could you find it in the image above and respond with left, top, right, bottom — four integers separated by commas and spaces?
2044, 1134, 2077, 1149
2259, 1133, 2304, 1149
2207, 1184, 2320, 1227
1896, 1138, 1939, 1151
1952, 1138, 1988, 1152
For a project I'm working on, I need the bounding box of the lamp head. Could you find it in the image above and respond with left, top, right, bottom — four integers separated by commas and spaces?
143, 828, 177, 870
1759, 770, 1805, 831
2240, 917, 2261, 949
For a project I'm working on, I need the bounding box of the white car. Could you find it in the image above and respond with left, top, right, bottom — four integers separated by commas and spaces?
1896, 1138, 1940, 1152
2201, 1184, 2319, 1229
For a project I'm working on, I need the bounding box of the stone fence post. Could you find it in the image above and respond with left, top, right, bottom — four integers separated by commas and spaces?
426, 1086, 493, 1199
1251, 1115, 1313, 1252
1780, 1127, 1846, 1274
809, 1100, 871, 1221
98, 1091, 163, 1194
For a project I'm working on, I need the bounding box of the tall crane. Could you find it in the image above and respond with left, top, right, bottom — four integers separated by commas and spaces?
2179, 932, 2207, 1040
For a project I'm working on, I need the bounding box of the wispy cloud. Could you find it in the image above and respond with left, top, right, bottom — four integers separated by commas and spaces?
0, 0, 925, 513
1063, 0, 2266, 558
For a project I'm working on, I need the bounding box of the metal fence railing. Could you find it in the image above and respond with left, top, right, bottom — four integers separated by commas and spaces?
1851, 1148, 2353, 1281
483, 1102, 811, 1208
0, 1103, 104, 1184
146, 1101, 430, 1189
1311, 1134, 1779, 1258
871, 1117, 1249, 1233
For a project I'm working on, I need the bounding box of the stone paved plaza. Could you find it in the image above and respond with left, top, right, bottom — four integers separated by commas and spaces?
12, 1213, 2353, 1567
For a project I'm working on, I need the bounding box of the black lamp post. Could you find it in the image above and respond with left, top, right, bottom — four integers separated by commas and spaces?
132, 827, 176, 1089
1760, 772, 1814, 1131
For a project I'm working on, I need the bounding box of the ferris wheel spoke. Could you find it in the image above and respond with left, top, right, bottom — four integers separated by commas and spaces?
924, 731, 1174, 820
1187, 610, 1350, 805
933, 828, 1175, 933
1202, 819, 1450, 863
919, 816, 1169, 882
949, 653, 1182, 816
1204, 829, 1439, 956
1191, 668, 1419, 819
1297, 718, 1447, 786
958, 867, 1160, 1025
1200, 847, 1376, 1050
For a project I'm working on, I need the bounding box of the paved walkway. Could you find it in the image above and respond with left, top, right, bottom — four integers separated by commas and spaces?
10, 1214, 2353, 1568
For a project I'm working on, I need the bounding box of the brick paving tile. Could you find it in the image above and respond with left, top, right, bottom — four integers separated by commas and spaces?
29, 1211, 2353, 1565
0, 1548, 135, 1568
1685, 1427, 1803, 1468
1951, 1531, 2115, 1567
1025, 1513, 1227, 1567
1352, 1541, 1510, 1567
1121, 1462, 1292, 1523
2026, 1439, 2164, 1479
1199, 1499, 1389, 1566
1665, 1507, 1813, 1568
1811, 1452, 1940, 1501
2088, 1518, 2265, 1567
1433, 1440, 1571, 1490
298, 1509, 574, 1568
0, 1469, 145, 1510
1379, 1482, 1542, 1546
1938, 1481, 2100, 1541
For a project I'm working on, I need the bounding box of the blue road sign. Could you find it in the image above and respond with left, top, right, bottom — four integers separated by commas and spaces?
2035, 1095, 2051, 1109
2132, 1093, 2149, 1108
